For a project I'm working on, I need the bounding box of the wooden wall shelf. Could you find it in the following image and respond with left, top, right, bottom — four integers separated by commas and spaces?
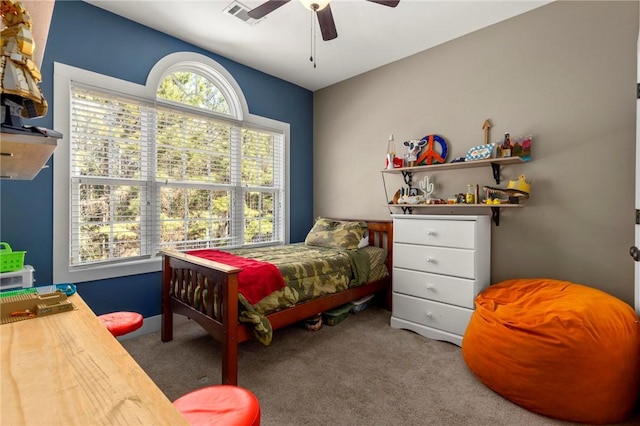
382, 156, 527, 185
386, 203, 523, 226
382, 156, 529, 225
0, 131, 59, 180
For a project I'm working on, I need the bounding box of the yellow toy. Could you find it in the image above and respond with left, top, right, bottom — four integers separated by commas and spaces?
483, 175, 531, 204
506, 175, 531, 195
0, 0, 47, 121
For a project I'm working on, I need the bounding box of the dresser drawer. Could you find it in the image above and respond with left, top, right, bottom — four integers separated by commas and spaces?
392, 293, 473, 336
394, 243, 476, 279
394, 217, 477, 249
393, 268, 477, 308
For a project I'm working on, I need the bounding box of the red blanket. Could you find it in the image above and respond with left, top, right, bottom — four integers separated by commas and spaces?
186, 249, 285, 305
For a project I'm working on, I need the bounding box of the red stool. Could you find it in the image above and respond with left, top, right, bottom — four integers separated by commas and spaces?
173, 385, 261, 426
98, 311, 143, 337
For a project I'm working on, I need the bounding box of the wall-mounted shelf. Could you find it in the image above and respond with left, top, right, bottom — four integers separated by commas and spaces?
381, 156, 527, 185
386, 203, 523, 226
381, 156, 529, 225
1, 131, 59, 180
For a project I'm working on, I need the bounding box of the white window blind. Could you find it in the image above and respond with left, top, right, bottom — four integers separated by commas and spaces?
239, 128, 284, 245
70, 84, 152, 266
69, 81, 285, 269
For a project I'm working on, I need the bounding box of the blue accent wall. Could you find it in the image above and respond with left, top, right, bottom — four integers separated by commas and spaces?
0, 1, 314, 316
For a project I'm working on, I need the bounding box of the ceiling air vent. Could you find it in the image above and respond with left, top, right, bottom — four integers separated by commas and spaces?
223, 1, 263, 25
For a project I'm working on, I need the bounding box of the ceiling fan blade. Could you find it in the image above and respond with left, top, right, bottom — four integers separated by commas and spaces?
247, 0, 291, 19
366, 0, 400, 7
316, 4, 337, 41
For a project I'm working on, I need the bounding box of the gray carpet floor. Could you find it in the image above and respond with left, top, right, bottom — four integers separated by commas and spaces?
122, 306, 640, 426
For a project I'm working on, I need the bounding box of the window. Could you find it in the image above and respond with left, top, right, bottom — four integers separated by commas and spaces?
157, 70, 230, 114
54, 53, 289, 283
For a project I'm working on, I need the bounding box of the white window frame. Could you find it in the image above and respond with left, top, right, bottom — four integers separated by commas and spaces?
53, 53, 290, 283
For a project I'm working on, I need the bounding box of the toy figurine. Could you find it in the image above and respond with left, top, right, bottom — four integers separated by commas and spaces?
499, 132, 512, 157
483, 174, 531, 204
1, 0, 48, 126
403, 139, 426, 166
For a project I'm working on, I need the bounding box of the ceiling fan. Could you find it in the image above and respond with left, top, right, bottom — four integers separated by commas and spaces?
248, 0, 400, 41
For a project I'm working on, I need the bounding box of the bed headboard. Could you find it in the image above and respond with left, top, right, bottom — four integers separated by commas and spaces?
334, 219, 393, 272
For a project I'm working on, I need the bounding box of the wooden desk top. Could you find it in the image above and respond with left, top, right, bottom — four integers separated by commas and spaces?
0, 293, 188, 425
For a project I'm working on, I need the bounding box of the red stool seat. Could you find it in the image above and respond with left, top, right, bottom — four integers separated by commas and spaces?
173, 385, 260, 426
98, 311, 143, 337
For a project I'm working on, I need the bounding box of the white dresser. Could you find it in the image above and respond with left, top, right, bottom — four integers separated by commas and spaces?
390, 214, 491, 346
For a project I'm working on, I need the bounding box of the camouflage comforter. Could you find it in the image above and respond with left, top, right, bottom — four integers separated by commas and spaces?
226, 243, 376, 345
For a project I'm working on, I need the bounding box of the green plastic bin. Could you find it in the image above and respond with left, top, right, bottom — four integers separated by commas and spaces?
0, 242, 26, 273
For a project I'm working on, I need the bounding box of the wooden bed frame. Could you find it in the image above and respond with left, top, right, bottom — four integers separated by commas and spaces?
160, 220, 393, 385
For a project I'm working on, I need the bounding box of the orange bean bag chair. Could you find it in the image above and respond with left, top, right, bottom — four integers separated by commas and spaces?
462, 278, 640, 424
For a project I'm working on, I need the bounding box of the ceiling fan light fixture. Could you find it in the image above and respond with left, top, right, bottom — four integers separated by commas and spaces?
299, 0, 331, 12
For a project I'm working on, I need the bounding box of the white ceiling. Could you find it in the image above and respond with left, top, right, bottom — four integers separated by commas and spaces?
85, 0, 552, 91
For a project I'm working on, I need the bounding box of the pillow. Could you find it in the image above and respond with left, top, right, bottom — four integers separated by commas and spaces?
304, 217, 367, 250
358, 234, 369, 249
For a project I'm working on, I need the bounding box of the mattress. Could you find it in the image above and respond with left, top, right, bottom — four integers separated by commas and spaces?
225, 242, 389, 344
228, 243, 388, 312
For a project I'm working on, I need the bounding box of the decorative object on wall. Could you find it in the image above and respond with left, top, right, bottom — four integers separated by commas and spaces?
465, 143, 495, 161
497, 132, 512, 157
0, 0, 62, 181
396, 186, 424, 204
385, 133, 397, 169
416, 134, 448, 165
511, 135, 532, 161
482, 119, 492, 145
403, 138, 426, 167
392, 189, 400, 204
497, 133, 532, 160
483, 174, 531, 204
392, 157, 404, 168
1, 0, 48, 125
419, 175, 434, 201
506, 174, 531, 194
17, 0, 53, 71
386, 133, 404, 168
466, 184, 476, 204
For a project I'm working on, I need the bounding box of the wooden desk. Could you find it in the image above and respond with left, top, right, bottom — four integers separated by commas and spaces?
1, 293, 188, 425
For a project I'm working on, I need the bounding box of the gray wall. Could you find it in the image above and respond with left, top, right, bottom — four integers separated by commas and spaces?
313, 1, 638, 305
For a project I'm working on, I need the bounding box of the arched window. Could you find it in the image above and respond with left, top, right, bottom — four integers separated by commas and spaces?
53, 53, 288, 283
157, 71, 230, 114
146, 54, 244, 120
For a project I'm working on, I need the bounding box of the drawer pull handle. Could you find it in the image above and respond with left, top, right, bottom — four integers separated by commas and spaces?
425, 311, 433, 319
426, 230, 436, 236
426, 257, 435, 264
425, 284, 434, 291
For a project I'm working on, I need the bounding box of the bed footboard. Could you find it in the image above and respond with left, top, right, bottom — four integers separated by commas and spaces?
161, 250, 242, 384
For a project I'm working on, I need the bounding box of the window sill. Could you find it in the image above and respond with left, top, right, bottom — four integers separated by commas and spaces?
54, 256, 162, 284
